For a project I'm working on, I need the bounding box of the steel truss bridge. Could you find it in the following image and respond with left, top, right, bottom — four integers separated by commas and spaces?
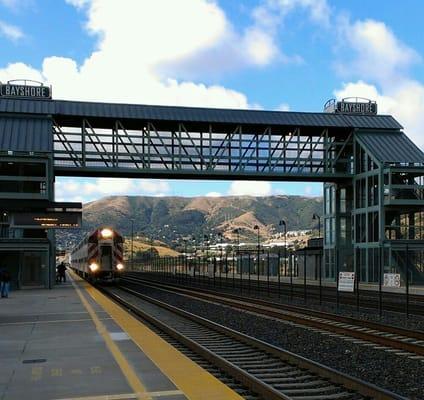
0, 98, 402, 181
54, 121, 355, 181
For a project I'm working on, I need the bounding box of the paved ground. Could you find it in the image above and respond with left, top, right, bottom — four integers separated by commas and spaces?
0, 273, 242, 400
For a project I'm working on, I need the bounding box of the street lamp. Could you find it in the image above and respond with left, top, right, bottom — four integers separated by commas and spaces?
279, 220, 287, 276
253, 225, 260, 274
313, 213, 321, 238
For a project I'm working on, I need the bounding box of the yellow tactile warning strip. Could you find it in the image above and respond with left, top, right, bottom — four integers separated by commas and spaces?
71, 271, 244, 400
70, 276, 152, 400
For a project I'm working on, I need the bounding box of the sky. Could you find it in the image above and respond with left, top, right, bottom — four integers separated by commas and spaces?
1, 0, 424, 202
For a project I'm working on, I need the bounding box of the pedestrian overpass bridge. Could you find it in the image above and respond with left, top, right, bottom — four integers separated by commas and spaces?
0, 97, 408, 181
1, 94, 423, 288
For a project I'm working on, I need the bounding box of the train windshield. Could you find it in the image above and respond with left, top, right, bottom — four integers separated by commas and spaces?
100, 245, 112, 270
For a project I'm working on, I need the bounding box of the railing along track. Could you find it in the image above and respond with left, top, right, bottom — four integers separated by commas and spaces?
122, 275, 424, 357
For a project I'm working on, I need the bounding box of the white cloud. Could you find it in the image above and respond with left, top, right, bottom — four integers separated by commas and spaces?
276, 102, 290, 111
0, 0, 252, 108
0, 20, 24, 41
228, 181, 273, 196
336, 18, 419, 86
243, 27, 279, 66
334, 18, 424, 149
335, 79, 424, 148
253, 0, 331, 28
0, 0, 328, 102
304, 185, 313, 196
56, 178, 171, 203
0, 0, 20, 9
206, 192, 222, 197
65, 0, 89, 8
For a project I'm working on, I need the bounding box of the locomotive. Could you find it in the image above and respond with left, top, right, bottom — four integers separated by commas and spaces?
70, 227, 124, 282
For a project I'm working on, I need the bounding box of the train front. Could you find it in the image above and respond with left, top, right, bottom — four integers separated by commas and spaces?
88, 228, 124, 282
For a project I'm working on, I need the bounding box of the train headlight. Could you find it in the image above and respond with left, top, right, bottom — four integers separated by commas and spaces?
89, 263, 99, 272
101, 228, 113, 239
116, 263, 124, 271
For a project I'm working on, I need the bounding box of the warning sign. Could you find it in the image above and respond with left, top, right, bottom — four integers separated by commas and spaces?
338, 271, 355, 292
384, 273, 401, 288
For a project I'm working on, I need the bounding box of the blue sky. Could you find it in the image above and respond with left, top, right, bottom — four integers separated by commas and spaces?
1, 0, 424, 202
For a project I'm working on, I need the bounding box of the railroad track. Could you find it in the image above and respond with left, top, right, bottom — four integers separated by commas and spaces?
135, 271, 424, 316
101, 283, 404, 400
122, 275, 424, 358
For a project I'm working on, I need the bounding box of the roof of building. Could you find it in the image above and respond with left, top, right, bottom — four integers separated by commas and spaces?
357, 131, 424, 164
0, 98, 403, 130
0, 116, 52, 152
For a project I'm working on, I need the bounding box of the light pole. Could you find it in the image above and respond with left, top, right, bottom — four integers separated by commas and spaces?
279, 219, 287, 274
253, 225, 260, 286
313, 213, 321, 238
217, 232, 223, 279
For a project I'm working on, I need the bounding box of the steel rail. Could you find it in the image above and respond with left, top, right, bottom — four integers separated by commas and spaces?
122, 275, 424, 356
105, 283, 404, 400
124, 273, 424, 317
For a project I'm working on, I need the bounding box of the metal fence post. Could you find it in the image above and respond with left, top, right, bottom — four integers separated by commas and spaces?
406, 244, 410, 318
336, 249, 339, 311
290, 249, 293, 301
232, 250, 235, 289
319, 249, 322, 305
248, 253, 251, 295
213, 257, 216, 287
257, 252, 260, 294
379, 246, 383, 318
303, 248, 307, 304
225, 253, 228, 288
277, 249, 281, 298
240, 253, 243, 294
267, 251, 270, 296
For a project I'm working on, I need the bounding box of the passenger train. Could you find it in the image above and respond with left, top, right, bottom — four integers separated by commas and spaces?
70, 227, 124, 282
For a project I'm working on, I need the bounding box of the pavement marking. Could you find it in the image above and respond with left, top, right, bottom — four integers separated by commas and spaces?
55, 390, 185, 400
76, 273, 244, 400
30, 366, 43, 382
70, 274, 149, 400
0, 317, 113, 326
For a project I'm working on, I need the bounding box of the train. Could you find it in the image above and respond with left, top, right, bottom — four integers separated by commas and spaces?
70, 227, 125, 282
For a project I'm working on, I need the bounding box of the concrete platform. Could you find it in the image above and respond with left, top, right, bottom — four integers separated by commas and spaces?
0, 272, 243, 400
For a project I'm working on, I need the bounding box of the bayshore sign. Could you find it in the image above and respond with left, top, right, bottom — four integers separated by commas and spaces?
324, 97, 377, 115
0, 80, 51, 99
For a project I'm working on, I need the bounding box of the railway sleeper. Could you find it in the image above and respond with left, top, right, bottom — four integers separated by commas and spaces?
267, 379, 329, 387
279, 385, 347, 395
253, 372, 310, 380
292, 393, 360, 400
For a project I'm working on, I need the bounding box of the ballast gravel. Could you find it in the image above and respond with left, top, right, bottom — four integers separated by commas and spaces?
120, 281, 424, 399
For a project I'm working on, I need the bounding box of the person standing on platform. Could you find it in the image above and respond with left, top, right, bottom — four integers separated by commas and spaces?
0, 267, 11, 298
57, 262, 67, 283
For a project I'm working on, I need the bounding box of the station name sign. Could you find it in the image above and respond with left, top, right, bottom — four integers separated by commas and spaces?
336, 100, 377, 115
0, 83, 51, 99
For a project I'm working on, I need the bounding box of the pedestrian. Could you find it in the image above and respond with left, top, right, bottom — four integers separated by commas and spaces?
57, 262, 67, 283
0, 267, 11, 298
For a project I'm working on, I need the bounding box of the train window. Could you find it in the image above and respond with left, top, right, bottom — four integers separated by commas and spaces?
101, 246, 112, 256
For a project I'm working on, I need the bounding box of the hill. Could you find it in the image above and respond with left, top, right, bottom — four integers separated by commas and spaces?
57, 195, 322, 250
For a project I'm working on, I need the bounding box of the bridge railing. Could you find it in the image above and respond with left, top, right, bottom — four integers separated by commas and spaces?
53, 120, 353, 179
